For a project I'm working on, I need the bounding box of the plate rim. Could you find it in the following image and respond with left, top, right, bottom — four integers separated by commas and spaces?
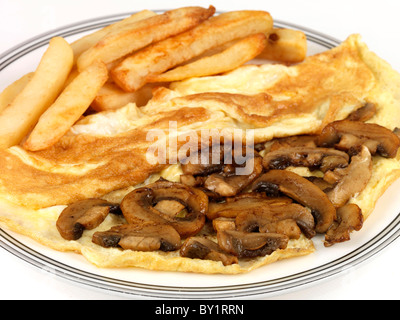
0, 10, 342, 70
0, 10, 399, 299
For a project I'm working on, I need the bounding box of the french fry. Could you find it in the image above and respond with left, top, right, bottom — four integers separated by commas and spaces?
62, 66, 80, 90
77, 6, 215, 72
148, 33, 267, 83
91, 82, 156, 111
257, 28, 307, 63
111, 10, 273, 92
70, 10, 157, 61
0, 72, 34, 113
0, 37, 73, 150
24, 61, 108, 151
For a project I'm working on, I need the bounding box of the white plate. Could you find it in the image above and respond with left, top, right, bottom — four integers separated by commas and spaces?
1, 11, 400, 299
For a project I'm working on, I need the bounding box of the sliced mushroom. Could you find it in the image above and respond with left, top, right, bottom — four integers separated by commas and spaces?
316, 120, 400, 158
266, 135, 317, 153
235, 203, 316, 239
322, 167, 348, 185
320, 154, 350, 173
92, 223, 181, 251
180, 174, 206, 187
262, 147, 349, 172
393, 127, 400, 139
154, 199, 186, 217
251, 170, 336, 233
226, 191, 278, 202
326, 146, 372, 208
207, 194, 293, 220
217, 230, 289, 258
182, 144, 264, 198
324, 204, 364, 247
196, 187, 225, 202
56, 199, 116, 241
257, 220, 303, 239
212, 217, 236, 233
306, 176, 334, 192
203, 155, 263, 197
120, 180, 208, 238
181, 144, 224, 176
346, 102, 376, 122
209, 198, 304, 239
180, 237, 238, 266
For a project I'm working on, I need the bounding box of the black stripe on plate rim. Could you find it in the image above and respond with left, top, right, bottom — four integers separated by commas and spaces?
1, 211, 399, 299
0, 10, 341, 71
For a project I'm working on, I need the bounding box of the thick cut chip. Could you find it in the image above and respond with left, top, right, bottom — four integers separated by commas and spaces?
0, 72, 34, 113
91, 82, 156, 111
148, 33, 267, 83
257, 28, 307, 63
0, 37, 73, 149
71, 10, 157, 62
77, 6, 216, 71
23, 61, 108, 151
111, 10, 274, 92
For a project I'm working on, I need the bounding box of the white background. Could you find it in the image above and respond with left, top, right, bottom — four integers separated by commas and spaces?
0, 0, 399, 300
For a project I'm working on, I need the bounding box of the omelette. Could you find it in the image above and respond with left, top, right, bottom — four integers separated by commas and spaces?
0, 33, 399, 274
